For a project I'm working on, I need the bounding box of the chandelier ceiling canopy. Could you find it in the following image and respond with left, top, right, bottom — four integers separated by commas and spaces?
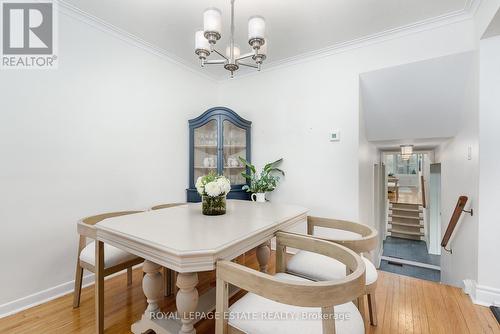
194, 0, 267, 78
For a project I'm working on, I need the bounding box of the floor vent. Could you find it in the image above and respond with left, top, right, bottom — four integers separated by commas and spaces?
491, 306, 500, 324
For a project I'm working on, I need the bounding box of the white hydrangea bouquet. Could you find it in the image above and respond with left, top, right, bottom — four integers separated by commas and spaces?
196, 172, 231, 215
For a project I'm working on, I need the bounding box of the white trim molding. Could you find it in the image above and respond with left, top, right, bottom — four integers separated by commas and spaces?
55, 0, 218, 84
463, 279, 500, 307
0, 273, 94, 319
0, 266, 141, 319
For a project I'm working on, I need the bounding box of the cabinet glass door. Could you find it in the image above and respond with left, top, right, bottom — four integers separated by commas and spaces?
222, 120, 246, 185
193, 119, 218, 181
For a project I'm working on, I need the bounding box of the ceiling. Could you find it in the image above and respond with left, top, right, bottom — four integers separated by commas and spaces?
360, 52, 476, 144
483, 8, 500, 39
62, 0, 473, 78
370, 138, 452, 151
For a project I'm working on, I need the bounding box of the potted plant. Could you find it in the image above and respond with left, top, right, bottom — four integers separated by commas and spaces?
196, 172, 231, 215
239, 157, 285, 202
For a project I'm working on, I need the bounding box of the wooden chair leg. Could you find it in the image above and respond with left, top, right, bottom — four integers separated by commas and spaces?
367, 293, 378, 326
95, 241, 104, 334
127, 267, 133, 286
163, 267, 172, 297
73, 236, 86, 309
73, 263, 84, 308
357, 296, 365, 320
173, 271, 179, 295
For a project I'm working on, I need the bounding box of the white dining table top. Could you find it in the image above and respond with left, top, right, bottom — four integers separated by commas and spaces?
95, 200, 308, 272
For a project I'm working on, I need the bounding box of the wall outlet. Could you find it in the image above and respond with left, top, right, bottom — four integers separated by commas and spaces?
330, 130, 340, 142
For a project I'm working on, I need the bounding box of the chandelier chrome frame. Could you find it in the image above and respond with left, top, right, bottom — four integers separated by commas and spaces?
194, 0, 267, 78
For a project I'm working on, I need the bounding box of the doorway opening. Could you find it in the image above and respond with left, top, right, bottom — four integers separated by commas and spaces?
379, 151, 441, 282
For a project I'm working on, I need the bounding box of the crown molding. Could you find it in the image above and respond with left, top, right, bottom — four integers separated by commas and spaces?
225, 0, 481, 82
55, 0, 218, 84
55, 0, 480, 83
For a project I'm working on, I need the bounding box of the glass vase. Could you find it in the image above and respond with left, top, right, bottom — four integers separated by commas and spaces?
202, 195, 226, 216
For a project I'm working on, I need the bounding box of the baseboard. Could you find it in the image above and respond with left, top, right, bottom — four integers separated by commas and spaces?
463, 279, 500, 307
0, 273, 94, 319
0, 265, 142, 319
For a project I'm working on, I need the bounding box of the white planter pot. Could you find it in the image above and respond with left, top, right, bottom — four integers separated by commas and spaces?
251, 192, 266, 203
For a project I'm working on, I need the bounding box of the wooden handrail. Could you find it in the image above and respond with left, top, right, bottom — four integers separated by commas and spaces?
441, 196, 469, 250
421, 175, 426, 208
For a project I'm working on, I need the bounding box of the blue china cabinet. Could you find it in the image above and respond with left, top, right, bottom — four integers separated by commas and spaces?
187, 107, 251, 202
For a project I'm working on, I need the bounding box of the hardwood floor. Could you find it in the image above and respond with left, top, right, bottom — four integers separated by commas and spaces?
0, 250, 498, 334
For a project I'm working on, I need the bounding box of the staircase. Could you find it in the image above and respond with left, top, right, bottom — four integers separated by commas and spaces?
388, 203, 424, 240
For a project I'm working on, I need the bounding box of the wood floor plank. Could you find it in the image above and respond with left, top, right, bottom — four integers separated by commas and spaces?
0, 251, 497, 334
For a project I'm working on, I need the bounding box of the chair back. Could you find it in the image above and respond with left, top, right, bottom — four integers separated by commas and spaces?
82, 211, 143, 226
150, 203, 185, 210
307, 216, 378, 253
216, 232, 366, 334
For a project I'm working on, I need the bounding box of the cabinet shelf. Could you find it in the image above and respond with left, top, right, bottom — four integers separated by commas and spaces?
194, 145, 218, 149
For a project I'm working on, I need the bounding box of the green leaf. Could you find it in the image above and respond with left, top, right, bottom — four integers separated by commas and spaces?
264, 158, 283, 172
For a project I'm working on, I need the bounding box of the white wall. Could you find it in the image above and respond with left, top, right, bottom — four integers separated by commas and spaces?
359, 88, 379, 261
477, 35, 500, 306
0, 13, 217, 312
218, 20, 475, 225
434, 51, 479, 288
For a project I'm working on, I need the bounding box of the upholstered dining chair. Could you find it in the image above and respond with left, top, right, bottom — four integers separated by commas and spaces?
286, 216, 379, 326
149, 202, 185, 297
215, 231, 366, 334
73, 210, 144, 308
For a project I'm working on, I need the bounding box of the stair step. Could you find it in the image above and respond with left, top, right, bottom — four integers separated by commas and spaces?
390, 207, 423, 213
389, 221, 424, 227
388, 228, 424, 236
391, 203, 421, 210
389, 214, 423, 220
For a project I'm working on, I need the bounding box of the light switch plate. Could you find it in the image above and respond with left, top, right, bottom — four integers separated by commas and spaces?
330, 130, 340, 142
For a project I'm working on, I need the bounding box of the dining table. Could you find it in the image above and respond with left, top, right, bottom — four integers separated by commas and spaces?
93, 199, 308, 334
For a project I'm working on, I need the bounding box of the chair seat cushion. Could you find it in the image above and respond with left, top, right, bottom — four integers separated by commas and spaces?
80, 241, 140, 268
228, 273, 364, 334
287, 251, 377, 285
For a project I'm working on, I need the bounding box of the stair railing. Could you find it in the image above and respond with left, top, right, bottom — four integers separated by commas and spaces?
441, 196, 473, 253
420, 175, 426, 208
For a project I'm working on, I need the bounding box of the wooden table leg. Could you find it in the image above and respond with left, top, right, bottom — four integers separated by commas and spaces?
95, 241, 104, 334
142, 261, 163, 318
176, 272, 199, 334
256, 241, 271, 273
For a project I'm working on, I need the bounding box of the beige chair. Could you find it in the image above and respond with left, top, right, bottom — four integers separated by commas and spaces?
73, 211, 144, 308
286, 216, 379, 326
149, 202, 185, 297
215, 231, 366, 334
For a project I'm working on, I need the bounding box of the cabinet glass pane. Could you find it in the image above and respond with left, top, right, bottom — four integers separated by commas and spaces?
194, 120, 218, 181
223, 120, 246, 185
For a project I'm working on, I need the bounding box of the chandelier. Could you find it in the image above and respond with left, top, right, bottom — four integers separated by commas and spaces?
194, 0, 267, 78
400, 145, 414, 160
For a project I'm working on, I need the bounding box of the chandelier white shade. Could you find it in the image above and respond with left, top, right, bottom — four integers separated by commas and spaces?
195, 31, 210, 51
248, 16, 266, 39
226, 44, 241, 58
203, 8, 222, 35
194, 0, 267, 77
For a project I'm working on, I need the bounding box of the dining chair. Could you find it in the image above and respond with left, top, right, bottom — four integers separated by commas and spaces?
286, 216, 379, 326
215, 231, 366, 334
149, 202, 185, 297
73, 211, 144, 308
